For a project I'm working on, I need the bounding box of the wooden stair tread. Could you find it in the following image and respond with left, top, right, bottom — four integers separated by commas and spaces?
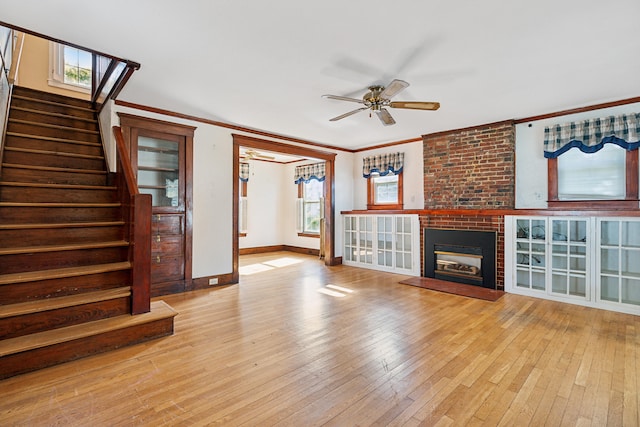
0, 261, 131, 286
5, 132, 101, 147
0, 300, 177, 357
8, 118, 99, 135
1, 163, 107, 175
0, 221, 125, 230
0, 287, 132, 319
0, 240, 129, 256
0, 202, 119, 208
0, 181, 116, 191
4, 146, 104, 160
11, 94, 95, 113
10, 106, 98, 123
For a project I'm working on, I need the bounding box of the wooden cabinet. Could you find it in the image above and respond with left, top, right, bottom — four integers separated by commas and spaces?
119, 114, 194, 296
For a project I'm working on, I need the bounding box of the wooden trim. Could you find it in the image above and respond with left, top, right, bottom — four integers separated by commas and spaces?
352, 136, 423, 152
238, 245, 320, 256
627, 149, 639, 199
423, 120, 515, 139
118, 113, 196, 135
232, 142, 240, 283
547, 200, 640, 210
341, 208, 640, 216
116, 100, 354, 153
283, 245, 320, 256
547, 157, 558, 201
366, 173, 404, 210
297, 232, 320, 238
514, 96, 640, 124
190, 272, 235, 291
232, 134, 337, 161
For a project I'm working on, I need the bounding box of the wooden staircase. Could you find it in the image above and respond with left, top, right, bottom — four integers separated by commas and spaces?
0, 86, 176, 379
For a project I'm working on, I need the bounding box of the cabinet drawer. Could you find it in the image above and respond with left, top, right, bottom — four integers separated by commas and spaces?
151, 254, 184, 282
152, 214, 184, 235
151, 235, 184, 256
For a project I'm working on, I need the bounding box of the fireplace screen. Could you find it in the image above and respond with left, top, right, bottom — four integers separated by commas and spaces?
435, 249, 482, 280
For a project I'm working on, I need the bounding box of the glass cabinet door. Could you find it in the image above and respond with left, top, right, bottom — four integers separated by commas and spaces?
550, 219, 588, 299
358, 216, 373, 265
515, 218, 546, 291
377, 216, 393, 268
343, 216, 357, 263
599, 220, 640, 306
395, 216, 413, 271
137, 135, 182, 208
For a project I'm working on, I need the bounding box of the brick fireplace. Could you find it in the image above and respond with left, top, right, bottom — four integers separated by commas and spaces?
420, 120, 515, 291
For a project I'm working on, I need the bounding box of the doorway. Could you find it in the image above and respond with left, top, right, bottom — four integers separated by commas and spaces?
232, 134, 337, 282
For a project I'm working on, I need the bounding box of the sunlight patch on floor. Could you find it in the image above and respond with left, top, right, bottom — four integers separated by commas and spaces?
240, 257, 305, 275
239, 263, 275, 275
263, 257, 304, 268
317, 284, 355, 298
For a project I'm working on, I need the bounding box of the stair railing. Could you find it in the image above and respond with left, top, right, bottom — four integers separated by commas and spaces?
0, 26, 22, 169
113, 126, 152, 314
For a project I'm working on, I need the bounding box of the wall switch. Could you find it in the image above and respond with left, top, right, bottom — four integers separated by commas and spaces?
209, 278, 218, 285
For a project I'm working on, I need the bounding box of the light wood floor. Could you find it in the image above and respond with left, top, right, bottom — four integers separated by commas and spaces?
1, 251, 639, 426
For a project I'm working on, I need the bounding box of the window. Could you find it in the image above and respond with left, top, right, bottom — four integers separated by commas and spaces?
298, 179, 323, 236
49, 42, 92, 92
239, 180, 248, 236
367, 173, 403, 210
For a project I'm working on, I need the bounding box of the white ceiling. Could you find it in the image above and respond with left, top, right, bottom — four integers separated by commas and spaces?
3, 0, 640, 151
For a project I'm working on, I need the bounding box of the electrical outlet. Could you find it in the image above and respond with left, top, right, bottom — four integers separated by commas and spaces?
209, 277, 218, 285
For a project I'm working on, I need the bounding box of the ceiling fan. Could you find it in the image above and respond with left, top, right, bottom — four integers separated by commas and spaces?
322, 79, 440, 126
242, 149, 275, 160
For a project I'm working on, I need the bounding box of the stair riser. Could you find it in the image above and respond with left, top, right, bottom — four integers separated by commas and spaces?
12, 87, 94, 109
7, 121, 100, 144
0, 297, 131, 340
4, 135, 103, 157
0, 225, 125, 247
2, 150, 105, 172
10, 97, 95, 120
0, 317, 173, 380
0, 247, 129, 275
9, 109, 98, 132
0, 269, 131, 305
0, 186, 117, 204
0, 206, 121, 223
0, 167, 108, 186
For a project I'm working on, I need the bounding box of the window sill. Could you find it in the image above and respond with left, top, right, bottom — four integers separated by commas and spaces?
298, 232, 320, 238
547, 200, 639, 210
47, 78, 91, 95
239, 233, 247, 237
367, 203, 404, 210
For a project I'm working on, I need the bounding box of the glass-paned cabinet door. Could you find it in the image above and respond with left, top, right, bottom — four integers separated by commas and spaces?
358, 216, 373, 265
137, 135, 182, 208
599, 219, 640, 306
377, 216, 393, 267
515, 218, 546, 291
395, 216, 413, 271
343, 216, 357, 263
550, 219, 588, 299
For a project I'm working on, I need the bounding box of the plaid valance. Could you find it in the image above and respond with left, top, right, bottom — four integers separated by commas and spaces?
240, 162, 250, 182
294, 162, 326, 184
362, 152, 404, 178
544, 113, 640, 158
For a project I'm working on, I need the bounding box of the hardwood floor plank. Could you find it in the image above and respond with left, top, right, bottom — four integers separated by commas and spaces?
0, 252, 639, 426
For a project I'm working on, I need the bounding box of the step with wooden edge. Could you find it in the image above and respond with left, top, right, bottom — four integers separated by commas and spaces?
0, 182, 117, 204
0, 163, 108, 186
12, 86, 94, 110
0, 300, 177, 379
0, 240, 130, 275
0, 287, 132, 340
9, 106, 99, 131
0, 201, 121, 223
7, 118, 100, 144
4, 132, 103, 156
9, 95, 96, 120
0, 262, 132, 305
0, 221, 126, 247
2, 146, 106, 171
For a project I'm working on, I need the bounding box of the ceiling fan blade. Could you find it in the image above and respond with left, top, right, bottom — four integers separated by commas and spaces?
379, 79, 409, 99
322, 94, 364, 104
329, 107, 368, 121
390, 101, 441, 111
376, 109, 396, 126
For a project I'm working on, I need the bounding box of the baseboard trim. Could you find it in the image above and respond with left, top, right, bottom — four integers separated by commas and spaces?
239, 245, 320, 257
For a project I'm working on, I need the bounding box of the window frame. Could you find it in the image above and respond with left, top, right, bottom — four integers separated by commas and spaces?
367, 173, 404, 210
298, 180, 323, 237
548, 149, 639, 209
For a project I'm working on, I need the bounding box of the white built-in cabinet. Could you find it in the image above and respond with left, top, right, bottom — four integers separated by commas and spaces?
505, 216, 640, 315
343, 214, 420, 276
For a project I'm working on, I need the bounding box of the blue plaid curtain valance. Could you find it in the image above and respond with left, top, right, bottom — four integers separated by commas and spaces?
362, 152, 404, 178
294, 162, 326, 184
544, 113, 640, 159
240, 162, 250, 182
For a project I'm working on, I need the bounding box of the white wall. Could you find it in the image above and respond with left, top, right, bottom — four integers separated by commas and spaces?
515, 102, 640, 208
352, 141, 424, 210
